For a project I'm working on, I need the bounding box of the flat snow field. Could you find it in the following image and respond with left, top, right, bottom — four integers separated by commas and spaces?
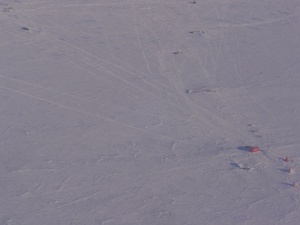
1, 0, 300, 224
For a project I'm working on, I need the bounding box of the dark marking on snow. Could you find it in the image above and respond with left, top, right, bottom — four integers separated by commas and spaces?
186, 89, 199, 94
230, 162, 240, 168
249, 129, 258, 133
186, 88, 216, 94
3, 7, 13, 12
230, 162, 252, 170
22, 27, 29, 31
278, 168, 289, 173
189, 30, 205, 34
189, 1, 196, 4
280, 182, 296, 187
172, 51, 182, 55
237, 146, 252, 152
203, 89, 215, 93
246, 123, 262, 138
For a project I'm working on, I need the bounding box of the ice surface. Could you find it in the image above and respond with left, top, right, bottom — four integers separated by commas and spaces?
1, 0, 300, 224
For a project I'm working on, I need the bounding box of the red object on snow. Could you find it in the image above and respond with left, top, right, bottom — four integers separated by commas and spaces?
283, 157, 291, 162
249, 146, 260, 153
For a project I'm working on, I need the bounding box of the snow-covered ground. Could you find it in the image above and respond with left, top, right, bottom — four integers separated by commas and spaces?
1, 0, 300, 224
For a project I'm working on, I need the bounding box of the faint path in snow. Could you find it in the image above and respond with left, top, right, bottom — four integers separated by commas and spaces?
3, 0, 268, 144
1, 1, 300, 224
0, 83, 177, 142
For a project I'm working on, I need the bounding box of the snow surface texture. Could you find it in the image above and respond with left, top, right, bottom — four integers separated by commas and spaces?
1, 0, 300, 224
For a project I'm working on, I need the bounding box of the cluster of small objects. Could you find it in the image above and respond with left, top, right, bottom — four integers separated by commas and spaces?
283, 156, 299, 187
248, 146, 299, 188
